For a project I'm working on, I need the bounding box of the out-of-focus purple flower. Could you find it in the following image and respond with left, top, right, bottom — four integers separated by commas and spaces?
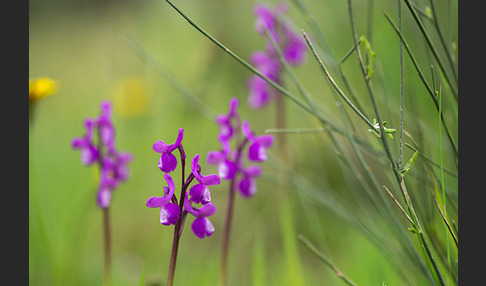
242, 120, 274, 162
97, 158, 119, 208
153, 128, 184, 173
72, 100, 133, 209
207, 98, 273, 199
189, 154, 221, 205
248, 2, 307, 109
146, 174, 181, 226
237, 165, 262, 198
112, 152, 133, 182
97, 100, 116, 153
184, 193, 216, 239
71, 119, 99, 165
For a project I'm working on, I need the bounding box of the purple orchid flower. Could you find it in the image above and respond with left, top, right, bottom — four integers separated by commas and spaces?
242, 120, 274, 162
248, 2, 307, 109
112, 151, 133, 182
97, 100, 116, 152
189, 154, 221, 205
183, 193, 216, 239
237, 165, 262, 198
153, 128, 184, 173
72, 100, 133, 209
207, 140, 238, 180
71, 118, 99, 165
146, 173, 181, 226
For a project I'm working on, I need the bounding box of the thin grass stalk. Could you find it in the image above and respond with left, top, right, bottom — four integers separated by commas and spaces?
401, 0, 458, 100
382, 185, 414, 226
338, 40, 369, 119
300, 31, 378, 133
346, 1, 445, 285
424, 170, 458, 247
398, 0, 405, 168
289, 0, 338, 69
428, 0, 458, 80
298, 234, 357, 286
384, 13, 458, 162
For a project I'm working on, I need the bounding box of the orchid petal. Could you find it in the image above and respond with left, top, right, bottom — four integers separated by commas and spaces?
160, 203, 180, 226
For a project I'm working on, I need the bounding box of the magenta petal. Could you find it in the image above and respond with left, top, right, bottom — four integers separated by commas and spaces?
256, 134, 274, 148
158, 152, 178, 173
153, 140, 170, 153
248, 142, 266, 162
238, 177, 257, 198
244, 165, 262, 177
207, 151, 224, 165
242, 121, 254, 140
71, 138, 86, 149
201, 174, 221, 186
189, 184, 211, 205
146, 196, 169, 208
191, 217, 215, 239
171, 128, 184, 151
97, 186, 112, 208
160, 203, 180, 226
197, 202, 217, 217
191, 154, 203, 182
81, 144, 99, 165
218, 160, 237, 180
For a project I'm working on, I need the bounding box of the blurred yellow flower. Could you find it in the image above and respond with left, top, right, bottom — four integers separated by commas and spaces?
29, 77, 58, 103
113, 76, 151, 118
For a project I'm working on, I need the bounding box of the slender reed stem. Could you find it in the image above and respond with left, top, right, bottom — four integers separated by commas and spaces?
166, 146, 188, 286
103, 207, 111, 286
398, 0, 405, 168
298, 234, 357, 286
402, 0, 458, 99
384, 12, 458, 162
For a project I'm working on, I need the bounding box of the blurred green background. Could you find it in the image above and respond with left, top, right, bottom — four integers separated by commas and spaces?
29, 0, 458, 285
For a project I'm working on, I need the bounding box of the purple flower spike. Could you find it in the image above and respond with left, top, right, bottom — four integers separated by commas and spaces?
146, 173, 180, 226
184, 196, 216, 239
248, 2, 307, 109
72, 100, 133, 209
153, 128, 184, 173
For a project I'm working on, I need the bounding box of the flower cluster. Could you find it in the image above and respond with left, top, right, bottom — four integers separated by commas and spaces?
146, 129, 221, 239
207, 98, 273, 198
71, 100, 133, 208
247, 2, 307, 109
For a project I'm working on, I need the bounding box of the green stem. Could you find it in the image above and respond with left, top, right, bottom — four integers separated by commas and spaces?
219, 139, 248, 286
166, 146, 188, 286
103, 208, 111, 286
